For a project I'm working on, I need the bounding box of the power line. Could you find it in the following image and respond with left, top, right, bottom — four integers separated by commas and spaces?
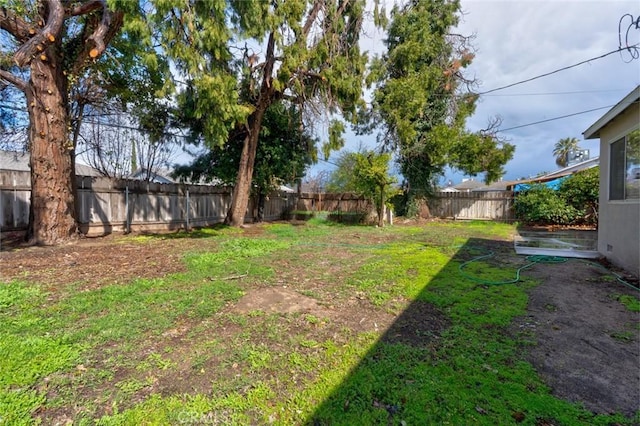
318, 158, 339, 167
81, 119, 189, 140
0, 103, 190, 140
483, 89, 630, 97
499, 105, 615, 132
479, 45, 639, 95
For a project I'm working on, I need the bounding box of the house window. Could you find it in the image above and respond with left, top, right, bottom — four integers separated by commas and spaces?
610, 128, 640, 200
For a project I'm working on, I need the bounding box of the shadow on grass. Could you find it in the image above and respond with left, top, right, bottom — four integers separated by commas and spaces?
135, 223, 235, 240
304, 237, 629, 425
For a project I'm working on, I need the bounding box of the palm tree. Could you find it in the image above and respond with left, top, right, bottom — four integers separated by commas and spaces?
553, 137, 581, 167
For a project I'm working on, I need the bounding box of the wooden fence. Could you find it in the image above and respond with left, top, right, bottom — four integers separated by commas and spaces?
0, 171, 296, 235
1, 171, 514, 235
295, 192, 371, 213
427, 191, 515, 221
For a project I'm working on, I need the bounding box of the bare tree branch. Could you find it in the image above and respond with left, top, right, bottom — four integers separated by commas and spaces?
302, 0, 323, 38
0, 68, 28, 92
66, 0, 103, 17
336, 0, 350, 20
85, 3, 121, 59
0, 6, 32, 42
71, 3, 124, 76
13, 0, 65, 67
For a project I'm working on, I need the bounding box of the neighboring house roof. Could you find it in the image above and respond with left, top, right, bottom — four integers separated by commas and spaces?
506, 156, 599, 190
279, 185, 295, 193
0, 150, 29, 171
453, 179, 485, 191
583, 85, 640, 139
129, 168, 176, 184
0, 150, 102, 176
439, 186, 459, 193
472, 180, 518, 192
536, 156, 599, 180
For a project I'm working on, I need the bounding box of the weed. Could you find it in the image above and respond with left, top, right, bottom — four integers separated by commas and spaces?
137, 353, 176, 372
115, 377, 154, 396
612, 294, 640, 312
610, 330, 635, 342
304, 314, 320, 325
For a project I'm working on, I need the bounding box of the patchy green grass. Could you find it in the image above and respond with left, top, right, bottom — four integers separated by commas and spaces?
0, 221, 636, 425
613, 294, 640, 312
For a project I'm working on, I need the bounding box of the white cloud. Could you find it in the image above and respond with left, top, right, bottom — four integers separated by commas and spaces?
457, 0, 640, 180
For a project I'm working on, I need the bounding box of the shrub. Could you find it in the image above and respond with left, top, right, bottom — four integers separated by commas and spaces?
327, 211, 367, 224
558, 167, 599, 226
514, 184, 579, 225
514, 168, 599, 226
287, 210, 315, 221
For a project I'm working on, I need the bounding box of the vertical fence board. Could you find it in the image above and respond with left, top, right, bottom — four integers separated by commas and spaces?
428, 191, 514, 221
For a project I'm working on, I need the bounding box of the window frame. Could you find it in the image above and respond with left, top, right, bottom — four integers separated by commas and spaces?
609, 128, 640, 201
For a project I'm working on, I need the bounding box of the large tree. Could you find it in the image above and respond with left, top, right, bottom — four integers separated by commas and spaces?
173, 101, 317, 221
365, 0, 514, 199
148, 0, 370, 226
0, 0, 124, 244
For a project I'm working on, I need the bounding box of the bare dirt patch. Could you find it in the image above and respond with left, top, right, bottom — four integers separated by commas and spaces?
234, 286, 331, 316
1, 234, 189, 292
513, 260, 640, 416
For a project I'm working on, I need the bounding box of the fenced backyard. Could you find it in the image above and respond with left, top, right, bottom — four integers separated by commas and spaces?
1, 171, 515, 236
0, 171, 298, 235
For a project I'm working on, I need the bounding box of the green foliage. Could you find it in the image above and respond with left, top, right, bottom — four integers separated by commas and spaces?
326, 151, 359, 193
327, 211, 368, 224
173, 102, 316, 195
149, 0, 371, 224
514, 184, 579, 225
558, 167, 599, 225
613, 294, 640, 312
365, 0, 514, 199
322, 120, 346, 161
514, 168, 599, 226
326, 150, 399, 225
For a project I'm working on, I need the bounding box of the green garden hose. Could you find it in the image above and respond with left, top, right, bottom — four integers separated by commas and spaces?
458, 251, 568, 285
459, 250, 639, 291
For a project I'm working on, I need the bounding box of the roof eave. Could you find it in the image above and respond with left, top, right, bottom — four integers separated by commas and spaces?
583, 85, 640, 139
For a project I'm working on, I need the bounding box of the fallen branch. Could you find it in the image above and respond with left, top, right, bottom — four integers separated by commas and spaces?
216, 270, 250, 281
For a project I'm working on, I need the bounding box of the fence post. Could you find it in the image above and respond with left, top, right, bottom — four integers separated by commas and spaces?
12, 176, 17, 228
186, 189, 190, 231
125, 185, 130, 234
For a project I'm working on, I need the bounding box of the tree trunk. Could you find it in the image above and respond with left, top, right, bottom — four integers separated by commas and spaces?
26, 57, 77, 245
255, 192, 265, 223
378, 184, 385, 227
226, 31, 277, 227
226, 106, 268, 226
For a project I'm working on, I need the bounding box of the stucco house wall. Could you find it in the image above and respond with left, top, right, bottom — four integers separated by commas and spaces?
584, 86, 640, 278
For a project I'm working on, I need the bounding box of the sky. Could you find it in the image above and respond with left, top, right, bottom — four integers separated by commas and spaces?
309, 0, 640, 184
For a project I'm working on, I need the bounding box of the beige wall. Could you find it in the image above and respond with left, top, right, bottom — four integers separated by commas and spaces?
598, 103, 640, 278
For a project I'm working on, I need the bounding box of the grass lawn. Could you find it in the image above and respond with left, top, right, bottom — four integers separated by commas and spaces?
0, 220, 637, 425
